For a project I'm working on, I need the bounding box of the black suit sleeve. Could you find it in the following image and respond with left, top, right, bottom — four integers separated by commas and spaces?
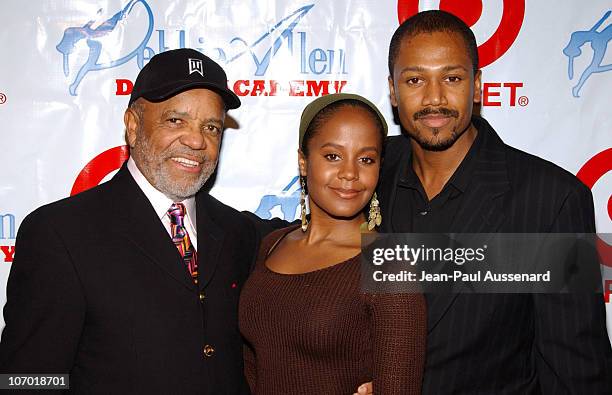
0, 209, 86, 373
533, 186, 612, 393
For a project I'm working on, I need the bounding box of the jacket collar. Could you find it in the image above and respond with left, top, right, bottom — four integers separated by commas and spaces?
194, 192, 226, 289
105, 164, 226, 291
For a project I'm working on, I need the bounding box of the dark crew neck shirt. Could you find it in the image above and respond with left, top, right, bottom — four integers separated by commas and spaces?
393, 128, 483, 233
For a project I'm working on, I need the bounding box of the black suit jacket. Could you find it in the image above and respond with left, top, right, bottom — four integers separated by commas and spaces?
378, 116, 612, 394
0, 165, 257, 394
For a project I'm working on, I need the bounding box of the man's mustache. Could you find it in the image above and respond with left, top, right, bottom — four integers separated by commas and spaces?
165, 147, 210, 163
413, 107, 459, 121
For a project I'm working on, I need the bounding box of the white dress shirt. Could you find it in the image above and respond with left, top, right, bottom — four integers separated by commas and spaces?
127, 157, 198, 250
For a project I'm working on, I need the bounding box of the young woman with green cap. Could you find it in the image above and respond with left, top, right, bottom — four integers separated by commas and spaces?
240, 93, 426, 394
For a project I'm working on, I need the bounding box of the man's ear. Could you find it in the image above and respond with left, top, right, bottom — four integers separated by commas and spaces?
388, 76, 398, 107
298, 149, 307, 177
124, 107, 140, 147
473, 70, 482, 104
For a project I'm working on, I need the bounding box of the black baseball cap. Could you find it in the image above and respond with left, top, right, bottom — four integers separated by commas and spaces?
129, 48, 241, 109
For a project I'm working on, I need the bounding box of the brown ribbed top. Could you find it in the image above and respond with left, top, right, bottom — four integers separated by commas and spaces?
239, 227, 426, 394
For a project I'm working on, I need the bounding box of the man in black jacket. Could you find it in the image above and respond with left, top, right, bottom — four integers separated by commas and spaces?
0, 49, 257, 394
378, 10, 612, 394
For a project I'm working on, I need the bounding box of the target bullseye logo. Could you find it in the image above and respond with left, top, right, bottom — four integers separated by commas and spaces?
577, 148, 612, 223
398, 0, 525, 68
577, 148, 612, 269
71, 145, 130, 196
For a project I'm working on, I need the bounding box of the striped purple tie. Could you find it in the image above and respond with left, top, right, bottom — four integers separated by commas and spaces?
168, 203, 198, 284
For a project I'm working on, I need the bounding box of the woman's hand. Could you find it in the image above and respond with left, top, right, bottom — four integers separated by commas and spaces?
353, 382, 373, 395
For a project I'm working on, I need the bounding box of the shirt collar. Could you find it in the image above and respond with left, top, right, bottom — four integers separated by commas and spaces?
397, 152, 420, 189
445, 126, 483, 193
127, 157, 197, 224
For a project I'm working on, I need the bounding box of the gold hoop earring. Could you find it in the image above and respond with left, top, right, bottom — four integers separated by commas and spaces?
300, 177, 308, 232
367, 192, 382, 231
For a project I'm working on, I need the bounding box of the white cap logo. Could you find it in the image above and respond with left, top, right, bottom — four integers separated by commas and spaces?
188, 58, 204, 76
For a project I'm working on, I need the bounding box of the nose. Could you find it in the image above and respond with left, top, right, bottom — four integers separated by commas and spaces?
422, 80, 447, 107
338, 159, 358, 181
180, 126, 206, 150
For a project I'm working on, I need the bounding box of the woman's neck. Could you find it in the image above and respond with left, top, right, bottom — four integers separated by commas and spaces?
303, 207, 366, 246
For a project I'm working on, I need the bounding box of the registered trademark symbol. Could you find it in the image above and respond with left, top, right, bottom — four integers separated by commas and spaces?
518, 96, 529, 106
0, 93, 6, 104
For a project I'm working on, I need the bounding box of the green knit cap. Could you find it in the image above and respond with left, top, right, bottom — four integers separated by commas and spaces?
299, 93, 388, 148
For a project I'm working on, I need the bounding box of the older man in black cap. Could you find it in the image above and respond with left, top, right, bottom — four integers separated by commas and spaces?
0, 49, 256, 394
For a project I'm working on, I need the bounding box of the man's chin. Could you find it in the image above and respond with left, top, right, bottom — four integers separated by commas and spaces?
155, 175, 209, 201
417, 138, 457, 152
409, 132, 456, 152
161, 186, 202, 201
407, 126, 463, 151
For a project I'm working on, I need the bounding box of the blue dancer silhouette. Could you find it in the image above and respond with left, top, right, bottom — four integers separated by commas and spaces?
56, 0, 154, 95
563, 10, 612, 97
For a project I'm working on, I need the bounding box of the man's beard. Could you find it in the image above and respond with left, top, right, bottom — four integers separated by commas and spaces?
131, 130, 217, 201
408, 107, 464, 151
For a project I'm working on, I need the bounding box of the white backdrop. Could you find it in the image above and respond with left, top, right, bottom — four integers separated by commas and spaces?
1, 0, 611, 339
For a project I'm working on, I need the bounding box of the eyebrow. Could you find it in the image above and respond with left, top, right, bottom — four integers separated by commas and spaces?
320, 142, 380, 153
358, 145, 380, 152
160, 110, 192, 120
399, 64, 468, 74
160, 110, 223, 126
201, 117, 224, 127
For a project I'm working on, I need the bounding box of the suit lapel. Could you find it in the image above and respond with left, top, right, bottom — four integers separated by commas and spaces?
448, 122, 510, 234
195, 193, 226, 289
389, 149, 410, 234
108, 165, 196, 291
427, 118, 511, 332
379, 135, 411, 233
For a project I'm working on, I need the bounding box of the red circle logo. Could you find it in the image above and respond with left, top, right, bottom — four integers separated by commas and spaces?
397, 0, 525, 68
71, 145, 129, 196
577, 148, 612, 222
577, 148, 612, 268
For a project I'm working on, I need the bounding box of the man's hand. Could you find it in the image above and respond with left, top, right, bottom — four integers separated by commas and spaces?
353, 381, 373, 395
